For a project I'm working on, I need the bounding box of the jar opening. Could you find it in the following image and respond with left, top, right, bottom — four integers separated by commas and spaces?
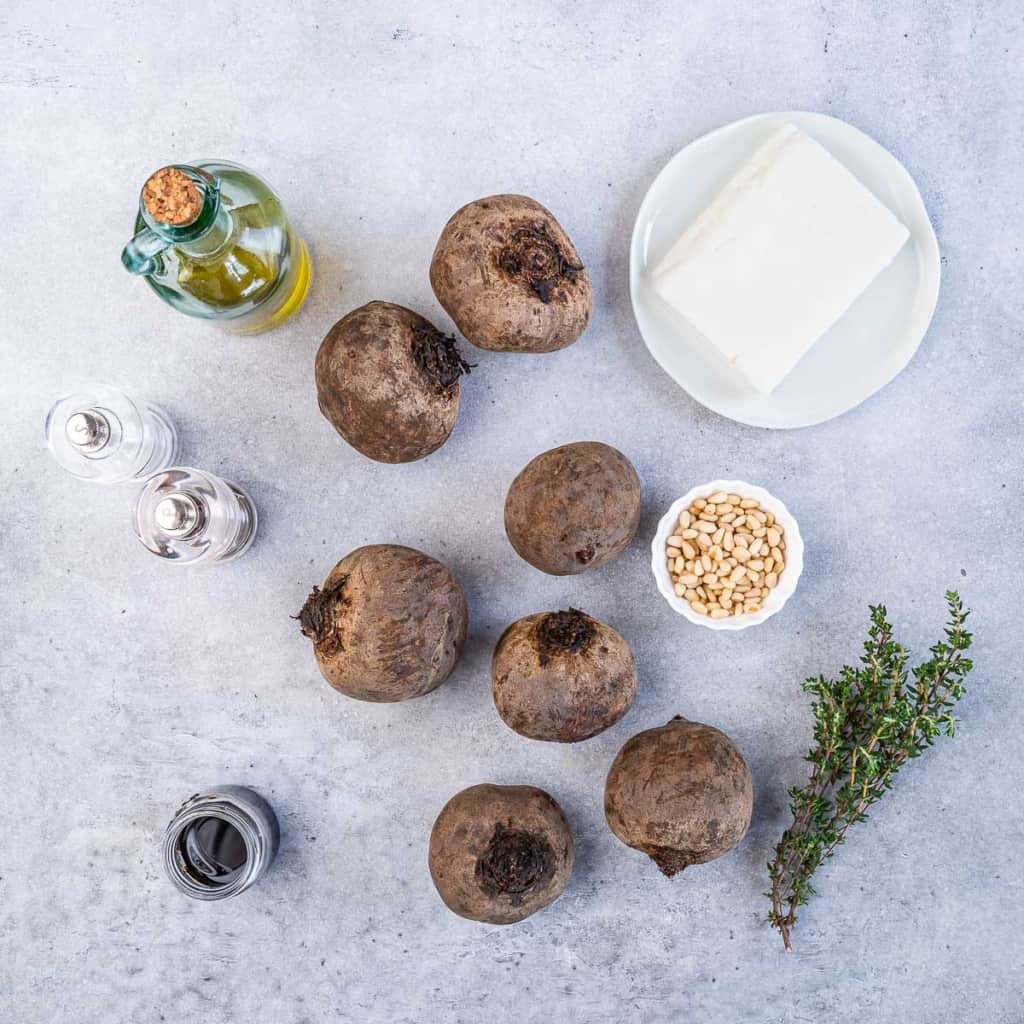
177, 815, 249, 887
162, 786, 278, 900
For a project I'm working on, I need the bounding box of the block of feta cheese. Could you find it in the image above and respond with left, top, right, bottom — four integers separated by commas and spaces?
652, 123, 910, 394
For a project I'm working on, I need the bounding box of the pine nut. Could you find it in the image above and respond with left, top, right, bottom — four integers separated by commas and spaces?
666, 489, 788, 618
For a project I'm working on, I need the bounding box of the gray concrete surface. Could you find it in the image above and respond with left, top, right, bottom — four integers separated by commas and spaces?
2, 2, 1022, 1021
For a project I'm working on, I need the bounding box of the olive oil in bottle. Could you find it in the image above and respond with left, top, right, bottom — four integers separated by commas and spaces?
122, 162, 312, 335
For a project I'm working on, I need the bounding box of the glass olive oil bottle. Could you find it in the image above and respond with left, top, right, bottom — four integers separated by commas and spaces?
122, 162, 311, 335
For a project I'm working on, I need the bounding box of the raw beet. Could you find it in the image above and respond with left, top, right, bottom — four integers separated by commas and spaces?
604, 716, 753, 876
504, 441, 642, 575
315, 301, 472, 463
428, 783, 574, 924
430, 195, 592, 353
492, 609, 637, 742
298, 544, 467, 702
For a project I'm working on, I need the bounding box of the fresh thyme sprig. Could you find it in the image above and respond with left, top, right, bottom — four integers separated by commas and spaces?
767, 591, 973, 951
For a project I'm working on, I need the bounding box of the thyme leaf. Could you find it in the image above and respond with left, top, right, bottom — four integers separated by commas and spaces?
767, 591, 973, 950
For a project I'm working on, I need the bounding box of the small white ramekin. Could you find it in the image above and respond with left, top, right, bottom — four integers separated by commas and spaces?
651, 479, 804, 631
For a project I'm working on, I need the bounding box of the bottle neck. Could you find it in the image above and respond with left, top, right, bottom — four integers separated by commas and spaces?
175, 201, 233, 259
122, 165, 230, 274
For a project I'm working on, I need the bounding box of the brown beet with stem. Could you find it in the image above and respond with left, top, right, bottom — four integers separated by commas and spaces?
429, 195, 592, 353
315, 301, 472, 463
504, 441, 642, 575
297, 544, 468, 702
428, 783, 574, 924
492, 609, 637, 742
604, 716, 753, 876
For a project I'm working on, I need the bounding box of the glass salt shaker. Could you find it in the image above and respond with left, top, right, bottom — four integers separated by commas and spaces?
45, 384, 177, 483
133, 466, 257, 564
162, 785, 279, 901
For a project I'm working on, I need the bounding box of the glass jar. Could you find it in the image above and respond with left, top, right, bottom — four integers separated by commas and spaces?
45, 384, 178, 484
121, 162, 312, 335
162, 785, 279, 901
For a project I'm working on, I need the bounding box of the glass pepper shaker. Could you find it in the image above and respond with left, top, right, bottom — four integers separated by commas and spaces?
121, 162, 312, 335
134, 466, 257, 564
162, 785, 279, 901
45, 384, 178, 484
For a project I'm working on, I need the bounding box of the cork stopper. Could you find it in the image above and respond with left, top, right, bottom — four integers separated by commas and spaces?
142, 167, 201, 226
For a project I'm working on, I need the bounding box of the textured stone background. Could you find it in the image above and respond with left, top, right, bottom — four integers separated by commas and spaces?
1, 2, 1021, 1021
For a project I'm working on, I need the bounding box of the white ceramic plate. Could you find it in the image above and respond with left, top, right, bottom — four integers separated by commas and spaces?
651, 481, 804, 631
629, 111, 940, 428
